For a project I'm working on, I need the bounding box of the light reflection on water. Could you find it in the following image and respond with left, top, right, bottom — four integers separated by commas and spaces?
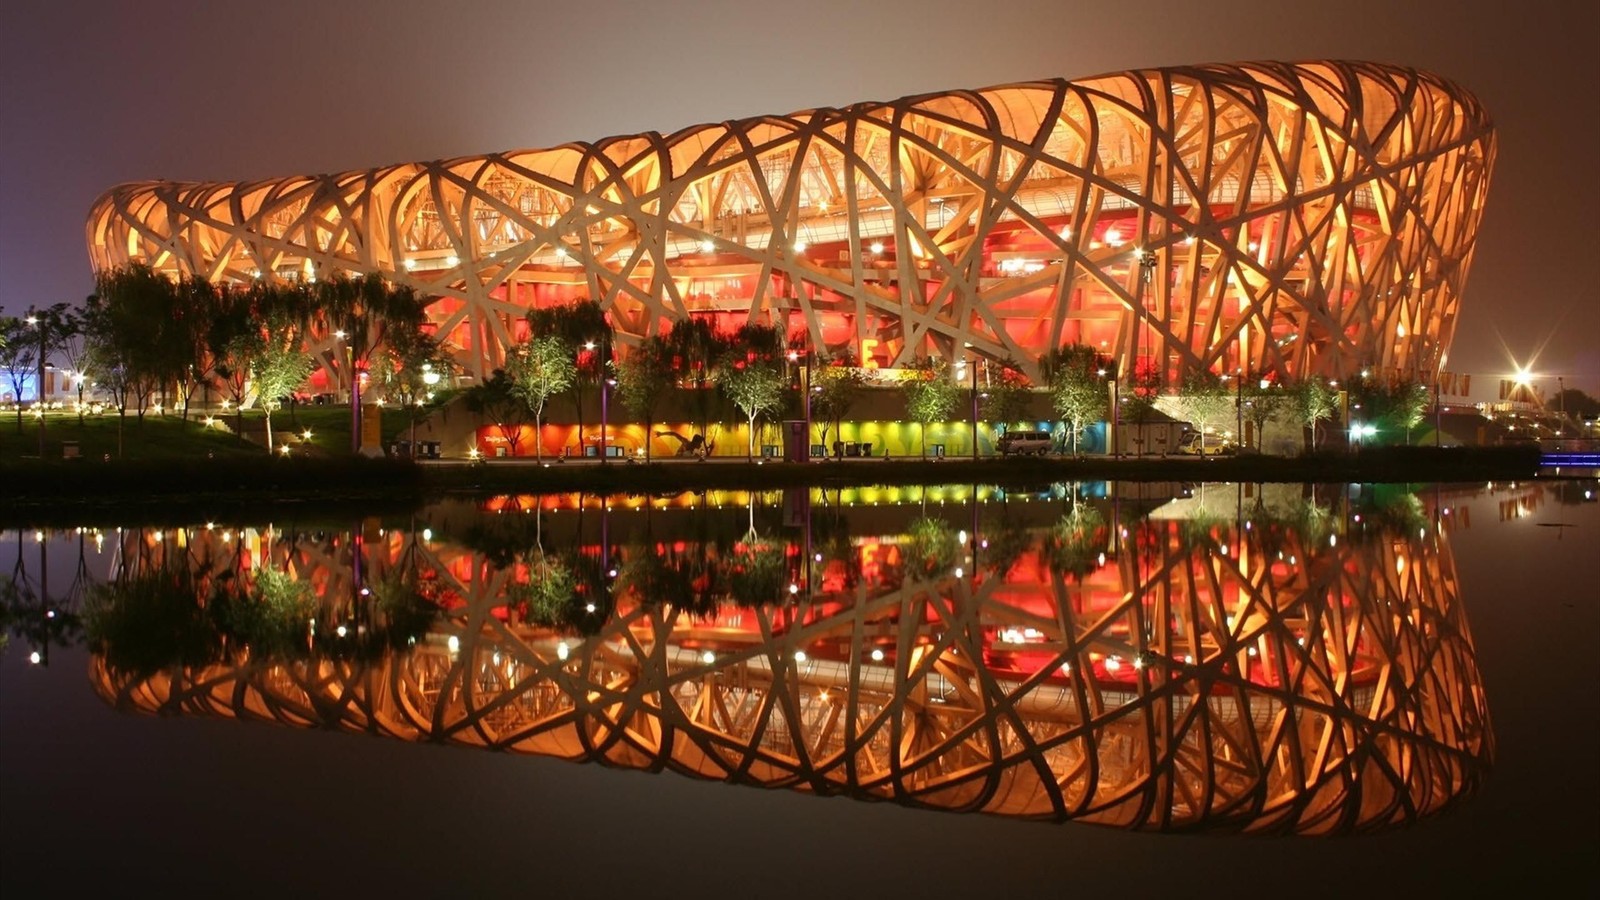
6, 480, 1581, 834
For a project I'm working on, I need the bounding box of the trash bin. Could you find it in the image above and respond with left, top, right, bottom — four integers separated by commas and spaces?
931, 443, 946, 457
861, 443, 873, 457
761, 444, 779, 458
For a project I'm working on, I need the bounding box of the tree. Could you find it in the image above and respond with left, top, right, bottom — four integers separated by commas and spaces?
1240, 378, 1292, 451
980, 361, 1032, 435
1048, 501, 1107, 581
716, 323, 786, 459
517, 551, 578, 627
249, 309, 315, 453
1165, 370, 1233, 452
208, 282, 271, 437
506, 335, 576, 460
1119, 358, 1163, 456
463, 369, 532, 456
1293, 376, 1338, 451
528, 298, 611, 440
1041, 345, 1110, 455
1552, 388, 1600, 421
727, 531, 788, 606
902, 356, 959, 458
87, 265, 175, 425
1348, 374, 1430, 445
0, 316, 37, 433
58, 303, 94, 423
663, 317, 726, 434
902, 516, 957, 581
0, 303, 78, 435
373, 329, 457, 452
172, 274, 221, 420
614, 335, 674, 461
809, 355, 868, 451
314, 274, 430, 451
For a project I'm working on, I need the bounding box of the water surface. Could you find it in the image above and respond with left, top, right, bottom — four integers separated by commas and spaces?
2, 480, 1595, 895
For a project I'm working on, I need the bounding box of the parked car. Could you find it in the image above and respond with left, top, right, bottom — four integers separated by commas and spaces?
1176, 431, 1235, 455
998, 429, 1053, 457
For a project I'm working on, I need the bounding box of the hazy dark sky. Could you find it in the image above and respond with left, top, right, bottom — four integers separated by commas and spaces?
2, 0, 1595, 394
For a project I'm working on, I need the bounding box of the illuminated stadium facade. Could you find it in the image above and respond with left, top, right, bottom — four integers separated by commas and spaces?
87, 60, 1494, 384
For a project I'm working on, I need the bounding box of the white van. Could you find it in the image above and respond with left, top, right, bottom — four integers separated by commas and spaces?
998, 429, 1053, 457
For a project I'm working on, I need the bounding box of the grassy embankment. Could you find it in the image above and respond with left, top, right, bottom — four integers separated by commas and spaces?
0, 404, 437, 460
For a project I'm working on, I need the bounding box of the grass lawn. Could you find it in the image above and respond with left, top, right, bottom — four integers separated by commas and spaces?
0, 412, 263, 460
0, 402, 439, 462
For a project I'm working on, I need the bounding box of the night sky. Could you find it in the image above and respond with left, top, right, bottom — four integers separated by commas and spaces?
2, 0, 1595, 394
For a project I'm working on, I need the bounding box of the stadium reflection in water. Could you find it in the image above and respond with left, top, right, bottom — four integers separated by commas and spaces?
82, 483, 1492, 833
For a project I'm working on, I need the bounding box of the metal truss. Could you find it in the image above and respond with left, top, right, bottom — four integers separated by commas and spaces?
92, 499, 1490, 833
87, 61, 1493, 385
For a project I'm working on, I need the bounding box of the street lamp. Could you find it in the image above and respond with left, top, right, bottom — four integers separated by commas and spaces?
1136, 245, 1157, 373
954, 355, 978, 460
410, 361, 441, 456
26, 314, 44, 457
601, 375, 615, 465
333, 329, 364, 455
579, 339, 616, 464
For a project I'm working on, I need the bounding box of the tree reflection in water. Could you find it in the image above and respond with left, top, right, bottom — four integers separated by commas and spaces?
10, 482, 1502, 834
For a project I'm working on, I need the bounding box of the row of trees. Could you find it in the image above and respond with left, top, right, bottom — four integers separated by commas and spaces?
893, 347, 1351, 457
469, 315, 1421, 459
2, 265, 444, 453
472, 303, 818, 461
1032, 345, 1417, 453
11, 266, 1441, 459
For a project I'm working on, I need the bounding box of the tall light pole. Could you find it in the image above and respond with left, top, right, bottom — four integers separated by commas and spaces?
1558, 375, 1567, 436
1137, 245, 1157, 397
583, 339, 615, 464
967, 357, 980, 459
335, 329, 362, 456
954, 355, 978, 459
600, 375, 613, 465
27, 314, 44, 457
412, 362, 440, 455
1099, 366, 1117, 457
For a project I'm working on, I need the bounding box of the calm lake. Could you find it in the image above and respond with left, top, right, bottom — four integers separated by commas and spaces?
2, 480, 1596, 896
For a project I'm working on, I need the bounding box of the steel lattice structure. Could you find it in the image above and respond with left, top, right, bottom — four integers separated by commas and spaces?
92, 497, 1490, 833
86, 61, 1493, 384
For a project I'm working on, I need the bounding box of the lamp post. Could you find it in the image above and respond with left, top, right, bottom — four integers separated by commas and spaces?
412, 362, 440, 455
970, 358, 979, 460
1558, 375, 1567, 436
582, 339, 614, 465
1136, 246, 1157, 402
955, 355, 978, 460
27, 314, 44, 457
601, 375, 614, 465
334, 329, 361, 455
788, 349, 806, 461
1098, 366, 1117, 457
